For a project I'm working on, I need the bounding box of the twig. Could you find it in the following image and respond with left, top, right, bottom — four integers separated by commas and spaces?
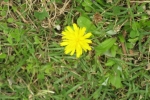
121, 31, 127, 54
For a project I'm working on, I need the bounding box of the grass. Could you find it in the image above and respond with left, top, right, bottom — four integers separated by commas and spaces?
0, 0, 150, 99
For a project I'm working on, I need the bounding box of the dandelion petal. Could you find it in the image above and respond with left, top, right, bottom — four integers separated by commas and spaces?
60, 23, 92, 58
84, 33, 92, 38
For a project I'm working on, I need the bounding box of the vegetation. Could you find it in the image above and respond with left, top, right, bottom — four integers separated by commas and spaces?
0, 0, 150, 99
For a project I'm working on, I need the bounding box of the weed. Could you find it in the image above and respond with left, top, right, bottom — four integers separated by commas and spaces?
0, 0, 150, 99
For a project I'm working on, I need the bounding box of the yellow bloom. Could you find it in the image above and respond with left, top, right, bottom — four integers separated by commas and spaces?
60, 23, 92, 58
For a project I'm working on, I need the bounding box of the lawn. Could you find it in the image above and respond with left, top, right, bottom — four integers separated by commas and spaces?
0, 0, 150, 99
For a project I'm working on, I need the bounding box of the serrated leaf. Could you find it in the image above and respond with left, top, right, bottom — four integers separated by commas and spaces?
95, 38, 117, 56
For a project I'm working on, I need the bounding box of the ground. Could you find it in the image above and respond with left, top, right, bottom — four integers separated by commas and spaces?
0, 0, 150, 99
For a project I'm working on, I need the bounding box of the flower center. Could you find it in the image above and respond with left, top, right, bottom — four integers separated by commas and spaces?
76, 37, 80, 43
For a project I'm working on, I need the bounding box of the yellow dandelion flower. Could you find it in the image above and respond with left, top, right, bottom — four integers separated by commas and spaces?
60, 23, 92, 58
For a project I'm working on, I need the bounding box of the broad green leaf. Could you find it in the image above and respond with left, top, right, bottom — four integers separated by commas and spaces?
126, 42, 135, 49
117, 66, 122, 72
12, 29, 21, 42
113, 65, 122, 74
9, 55, 15, 62
128, 37, 138, 43
118, 34, 125, 42
132, 22, 140, 30
0, 53, 6, 59
12, 6, 17, 12
95, 38, 117, 56
104, 51, 113, 57
129, 30, 139, 38
82, 0, 92, 6
109, 65, 123, 88
105, 59, 116, 66
110, 73, 122, 88
37, 73, 45, 80
82, 0, 92, 12
110, 45, 118, 57
106, 30, 117, 35
145, 21, 150, 27
8, 28, 24, 43
7, 18, 14, 23
7, 36, 13, 44
34, 36, 41, 44
102, 77, 109, 86
141, 16, 148, 23
34, 9, 49, 20
1, 9, 7, 16
84, 6, 92, 12
77, 16, 96, 32
26, 64, 33, 73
